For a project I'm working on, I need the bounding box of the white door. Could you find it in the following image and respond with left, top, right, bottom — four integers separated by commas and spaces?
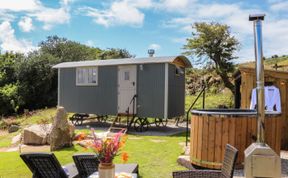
118, 65, 137, 114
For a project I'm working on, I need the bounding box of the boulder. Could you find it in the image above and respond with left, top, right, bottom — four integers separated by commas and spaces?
50, 107, 74, 151
11, 133, 22, 145
8, 125, 20, 133
23, 124, 51, 145
177, 155, 194, 170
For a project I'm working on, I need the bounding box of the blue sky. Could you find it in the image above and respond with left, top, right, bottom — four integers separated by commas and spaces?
0, 0, 287, 63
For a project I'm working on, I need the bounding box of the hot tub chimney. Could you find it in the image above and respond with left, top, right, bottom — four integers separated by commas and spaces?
250, 14, 265, 144
244, 14, 281, 178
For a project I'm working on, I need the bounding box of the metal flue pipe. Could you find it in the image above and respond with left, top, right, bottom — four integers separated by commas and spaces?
249, 14, 265, 144
245, 14, 281, 178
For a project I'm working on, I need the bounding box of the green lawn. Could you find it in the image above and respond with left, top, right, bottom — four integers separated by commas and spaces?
0, 131, 19, 148
0, 133, 186, 178
0, 93, 232, 177
185, 92, 233, 110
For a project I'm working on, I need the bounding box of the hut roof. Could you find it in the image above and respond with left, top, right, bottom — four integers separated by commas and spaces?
53, 56, 192, 69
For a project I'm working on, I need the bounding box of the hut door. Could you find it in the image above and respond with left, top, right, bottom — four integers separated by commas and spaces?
118, 65, 137, 114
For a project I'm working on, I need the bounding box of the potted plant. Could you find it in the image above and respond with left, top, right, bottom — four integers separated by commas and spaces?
79, 129, 128, 178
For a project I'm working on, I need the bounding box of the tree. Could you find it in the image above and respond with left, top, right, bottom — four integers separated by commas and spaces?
184, 22, 240, 95
16, 52, 56, 110
98, 48, 134, 59
39, 35, 102, 63
39, 36, 134, 62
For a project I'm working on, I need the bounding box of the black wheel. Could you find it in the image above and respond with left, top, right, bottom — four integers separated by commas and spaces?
162, 118, 168, 127
69, 113, 86, 126
97, 115, 106, 122
155, 118, 162, 127
76, 119, 83, 126
71, 116, 81, 125
102, 115, 108, 122
155, 118, 168, 127
134, 118, 149, 132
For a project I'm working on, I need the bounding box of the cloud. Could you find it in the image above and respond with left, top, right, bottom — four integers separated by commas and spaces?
197, 4, 239, 18
159, 0, 190, 10
61, 0, 73, 6
130, 0, 153, 8
148, 43, 161, 50
270, 1, 288, 11
79, 0, 150, 27
171, 37, 187, 44
0, 11, 15, 21
0, 21, 37, 53
161, 2, 269, 62
267, 0, 285, 4
0, 0, 41, 12
30, 7, 70, 30
18, 16, 34, 32
263, 19, 288, 57
0, 0, 71, 30
85, 40, 95, 47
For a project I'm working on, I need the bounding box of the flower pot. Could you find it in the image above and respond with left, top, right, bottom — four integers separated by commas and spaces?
99, 162, 115, 178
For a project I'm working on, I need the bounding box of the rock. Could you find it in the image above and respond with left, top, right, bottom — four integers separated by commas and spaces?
8, 125, 20, 133
50, 107, 74, 151
77, 140, 92, 148
11, 133, 22, 145
23, 124, 51, 145
177, 155, 194, 170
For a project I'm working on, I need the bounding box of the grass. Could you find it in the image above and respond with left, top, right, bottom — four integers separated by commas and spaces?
19, 108, 57, 127
240, 55, 288, 71
0, 93, 232, 177
0, 133, 186, 178
0, 131, 19, 148
185, 91, 233, 110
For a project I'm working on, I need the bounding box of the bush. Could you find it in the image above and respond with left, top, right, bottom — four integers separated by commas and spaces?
0, 84, 22, 115
16, 54, 57, 111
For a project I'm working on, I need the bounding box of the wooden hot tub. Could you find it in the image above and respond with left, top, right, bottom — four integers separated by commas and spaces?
190, 109, 281, 169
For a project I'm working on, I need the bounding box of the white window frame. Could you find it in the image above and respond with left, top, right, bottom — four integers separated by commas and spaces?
76, 67, 98, 86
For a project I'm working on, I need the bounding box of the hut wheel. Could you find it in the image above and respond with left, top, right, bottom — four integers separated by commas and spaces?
155, 118, 168, 127
134, 118, 149, 132
97, 115, 108, 122
70, 113, 83, 126
162, 118, 168, 127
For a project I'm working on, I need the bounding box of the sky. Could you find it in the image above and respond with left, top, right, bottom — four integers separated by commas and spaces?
0, 0, 287, 63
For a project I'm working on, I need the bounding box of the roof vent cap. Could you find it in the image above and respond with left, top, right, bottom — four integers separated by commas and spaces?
148, 49, 155, 57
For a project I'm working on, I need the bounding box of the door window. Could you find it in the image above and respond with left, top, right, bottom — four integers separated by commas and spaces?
124, 71, 130, 80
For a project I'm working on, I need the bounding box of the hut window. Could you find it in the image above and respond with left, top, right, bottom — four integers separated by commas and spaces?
76, 67, 98, 86
175, 66, 184, 76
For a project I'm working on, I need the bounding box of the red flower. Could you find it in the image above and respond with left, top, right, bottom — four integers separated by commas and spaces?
75, 132, 86, 141
121, 152, 129, 163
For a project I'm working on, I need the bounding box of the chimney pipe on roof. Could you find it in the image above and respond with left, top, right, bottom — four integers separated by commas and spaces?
148, 49, 155, 57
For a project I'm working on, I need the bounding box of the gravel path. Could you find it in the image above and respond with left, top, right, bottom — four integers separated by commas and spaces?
77, 120, 187, 136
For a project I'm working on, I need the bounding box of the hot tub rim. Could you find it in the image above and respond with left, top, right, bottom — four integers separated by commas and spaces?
191, 109, 281, 116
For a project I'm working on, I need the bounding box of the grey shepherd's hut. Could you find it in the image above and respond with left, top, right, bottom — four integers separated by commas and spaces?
53, 56, 191, 120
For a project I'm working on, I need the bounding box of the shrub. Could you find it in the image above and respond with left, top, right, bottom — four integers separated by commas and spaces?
0, 84, 22, 115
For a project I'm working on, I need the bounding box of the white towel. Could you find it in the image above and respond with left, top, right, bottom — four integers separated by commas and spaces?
250, 85, 281, 112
